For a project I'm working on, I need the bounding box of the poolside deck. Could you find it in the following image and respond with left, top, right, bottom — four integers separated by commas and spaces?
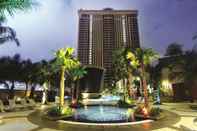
0, 103, 196, 131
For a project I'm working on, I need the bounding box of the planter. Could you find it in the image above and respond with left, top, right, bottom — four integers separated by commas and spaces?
43, 111, 73, 121
134, 112, 165, 120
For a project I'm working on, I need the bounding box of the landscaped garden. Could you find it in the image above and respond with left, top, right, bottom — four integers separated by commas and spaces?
0, 0, 197, 131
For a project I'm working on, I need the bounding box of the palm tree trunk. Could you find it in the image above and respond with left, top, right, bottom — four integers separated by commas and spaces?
76, 80, 79, 103
9, 81, 15, 99
24, 81, 29, 97
127, 70, 133, 98
29, 84, 36, 98
141, 63, 149, 108
59, 67, 65, 107
71, 83, 76, 103
123, 79, 126, 101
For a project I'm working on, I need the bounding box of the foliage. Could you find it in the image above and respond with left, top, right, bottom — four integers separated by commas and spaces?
134, 105, 162, 118
134, 48, 159, 67
101, 85, 121, 96
112, 48, 140, 99
112, 48, 128, 83
165, 43, 183, 56
52, 47, 85, 106
0, 54, 61, 99
69, 66, 87, 82
47, 106, 73, 117
126, 51, 139, 68
118, 99, 135, 107
149, 107, 162, 117
52, 48, 80, 73
0, 0, 37, 21
0, 0, 38, 46
0, 26, 19, 46
167, 49, 197, 101
127, 48, 159, 107
134, 104, 144, 114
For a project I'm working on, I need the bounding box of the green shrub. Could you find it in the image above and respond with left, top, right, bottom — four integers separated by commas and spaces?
149, 107, 162, 117
61, 107, 73, 116
118, 99, 135, 107
47, 106, 73, 117
134, 104, 144, 115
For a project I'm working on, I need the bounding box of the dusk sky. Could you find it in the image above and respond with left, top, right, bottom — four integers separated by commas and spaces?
0, 0, 197, 62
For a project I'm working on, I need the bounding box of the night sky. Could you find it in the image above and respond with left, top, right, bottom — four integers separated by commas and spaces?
0, 0, 197, 62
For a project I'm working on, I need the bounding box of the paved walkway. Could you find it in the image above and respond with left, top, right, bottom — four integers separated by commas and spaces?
153, 103, 197, 131
0, 103, 196, 131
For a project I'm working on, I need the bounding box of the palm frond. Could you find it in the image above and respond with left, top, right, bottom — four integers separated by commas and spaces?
0, 26, 19, 46
0, 0, 38, 21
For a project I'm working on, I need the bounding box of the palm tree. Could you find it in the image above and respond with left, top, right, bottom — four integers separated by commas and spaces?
53, 48, 80, 108
69, 66, 87, 103
126, 50, 139, 98
21, 59, 33, 97
135, 48, 159, 108
112, 48, 130, 99
0, 26, 19, 46
0, 0, 37, 46
127, 48, 159, 108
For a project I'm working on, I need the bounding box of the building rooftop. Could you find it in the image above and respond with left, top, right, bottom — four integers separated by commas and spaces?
78, 8, 138, 15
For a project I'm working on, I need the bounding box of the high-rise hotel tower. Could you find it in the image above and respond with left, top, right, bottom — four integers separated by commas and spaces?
77, 8, 140, 85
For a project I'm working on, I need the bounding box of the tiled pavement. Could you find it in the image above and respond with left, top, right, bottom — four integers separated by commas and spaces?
0, 103, 196, 131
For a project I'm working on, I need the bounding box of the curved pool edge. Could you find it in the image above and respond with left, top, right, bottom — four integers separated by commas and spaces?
58, 119, 154, 126
26, 107, 181, 130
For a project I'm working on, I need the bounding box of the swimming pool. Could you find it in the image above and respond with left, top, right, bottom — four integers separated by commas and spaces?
70, 106, 138, 123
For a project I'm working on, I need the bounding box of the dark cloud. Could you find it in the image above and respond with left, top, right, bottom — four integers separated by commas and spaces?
0, 0, 196, 61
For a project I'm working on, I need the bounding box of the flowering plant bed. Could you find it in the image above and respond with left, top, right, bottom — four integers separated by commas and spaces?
134, 105, 165, 120
43, 106, 74, 121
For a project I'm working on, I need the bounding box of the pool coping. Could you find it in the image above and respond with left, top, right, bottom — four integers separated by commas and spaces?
58, 119, 154, 126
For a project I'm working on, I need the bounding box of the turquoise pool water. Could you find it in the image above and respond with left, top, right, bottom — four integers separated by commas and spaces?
73, 106, 135, 123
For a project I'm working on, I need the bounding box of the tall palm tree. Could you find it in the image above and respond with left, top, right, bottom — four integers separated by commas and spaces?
69, 66, 87, 103
127, 48, 159, 108
53, 48, 80, 108
126, 50, 139, 98
0, 0, 37, 46
135, 48, 159, 108
112, 48, 132, 99
21, 59, 33, 97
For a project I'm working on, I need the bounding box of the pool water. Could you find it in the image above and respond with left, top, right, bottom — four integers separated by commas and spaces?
72, 106, 136, 123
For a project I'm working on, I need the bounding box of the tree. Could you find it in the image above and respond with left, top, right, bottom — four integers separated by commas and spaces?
168, 50, 197, 102
128, 48, 159, 108
0, 54, 22, 99
0, 0, 37, 46
21, 59, 33, 97
52, 48, 80, 108
69, 66, 87, 103
112, 48, 129, 98
112, 48, 138, 99
126, 50, 139, 98
165, 43, 183, 56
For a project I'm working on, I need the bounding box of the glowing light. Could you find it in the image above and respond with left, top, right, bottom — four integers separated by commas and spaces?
82, 93, 89, 99
162, 80, 172, 89
142, 107, 148, 116
72, 99, 77, 105
42, 91, 46, 104
84, 105, 88, 110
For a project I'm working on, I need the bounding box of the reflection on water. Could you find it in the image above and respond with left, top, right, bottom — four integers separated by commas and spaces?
73, 106, 135, 123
